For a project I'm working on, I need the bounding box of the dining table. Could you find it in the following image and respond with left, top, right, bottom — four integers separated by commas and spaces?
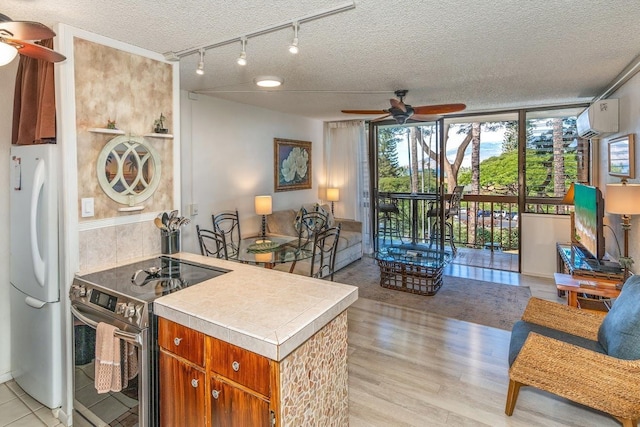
232, 235, 314, 270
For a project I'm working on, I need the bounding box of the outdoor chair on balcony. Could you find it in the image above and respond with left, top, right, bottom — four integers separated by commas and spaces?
506, 275, 640, 427
378, 193, 404, 245
212, 209, 241, 258
427, 185, 463, 254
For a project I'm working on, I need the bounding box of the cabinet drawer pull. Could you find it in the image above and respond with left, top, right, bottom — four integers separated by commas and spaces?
191, 379, 199, 388
174, 337, 183, 346
232, 361, 240, 372
211, 389, 220, 399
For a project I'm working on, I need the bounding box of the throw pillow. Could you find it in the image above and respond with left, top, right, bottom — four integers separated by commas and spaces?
316, 203, 335, 227
598, 274, 640, 360
294, 206, 308, 233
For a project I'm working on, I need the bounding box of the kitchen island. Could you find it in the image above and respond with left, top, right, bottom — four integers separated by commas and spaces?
153, 252, 358, 426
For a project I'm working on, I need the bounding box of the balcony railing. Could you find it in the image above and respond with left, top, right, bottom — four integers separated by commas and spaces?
376, 192, 568, 253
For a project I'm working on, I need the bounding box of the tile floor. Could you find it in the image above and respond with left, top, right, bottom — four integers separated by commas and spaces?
0, 380, 63, 427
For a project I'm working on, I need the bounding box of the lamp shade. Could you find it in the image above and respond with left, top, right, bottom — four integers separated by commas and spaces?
561, 183, 575, 205
606, 183, 640, 215
254, 195, 272, 215
326, 188, 340, 202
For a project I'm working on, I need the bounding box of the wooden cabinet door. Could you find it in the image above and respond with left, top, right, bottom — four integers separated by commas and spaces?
210, 377, 271, 427
159, 350, 206, 427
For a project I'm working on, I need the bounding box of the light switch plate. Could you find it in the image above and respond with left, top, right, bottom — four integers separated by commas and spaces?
190, 203, 199, 216
81, 198, 94, 217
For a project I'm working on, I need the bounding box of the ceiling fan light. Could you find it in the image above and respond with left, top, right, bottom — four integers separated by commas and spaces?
254, 76, 283, 88
0, 42, 18, 66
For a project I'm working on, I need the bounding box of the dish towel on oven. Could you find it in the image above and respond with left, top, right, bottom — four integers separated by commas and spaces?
95, 322, 122, 393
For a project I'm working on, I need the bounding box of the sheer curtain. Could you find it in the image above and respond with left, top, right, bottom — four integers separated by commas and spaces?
324, 120, 372, 253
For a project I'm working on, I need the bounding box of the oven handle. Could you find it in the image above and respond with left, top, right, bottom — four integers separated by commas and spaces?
71, 304, 143, 346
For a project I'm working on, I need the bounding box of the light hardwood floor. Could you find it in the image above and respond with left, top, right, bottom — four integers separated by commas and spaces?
346, 262, 618, 427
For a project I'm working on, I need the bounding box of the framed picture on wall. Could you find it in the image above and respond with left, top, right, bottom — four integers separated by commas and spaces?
608, 134, 635, 179
274, 138, 312, 192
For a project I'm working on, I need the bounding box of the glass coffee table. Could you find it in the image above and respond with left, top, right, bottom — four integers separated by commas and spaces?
375, 245, 451, 295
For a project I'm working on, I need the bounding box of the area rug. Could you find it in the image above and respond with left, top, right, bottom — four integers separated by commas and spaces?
334, 256, 531, 330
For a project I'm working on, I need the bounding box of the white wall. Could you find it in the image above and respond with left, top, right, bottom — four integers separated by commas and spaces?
180, 92, 325, 253
0, 59, 19, 382
597, 71, 640, 273
520, 213, 571, 278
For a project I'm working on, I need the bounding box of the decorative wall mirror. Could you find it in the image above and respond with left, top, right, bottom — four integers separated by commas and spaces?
97, 135, 162, 206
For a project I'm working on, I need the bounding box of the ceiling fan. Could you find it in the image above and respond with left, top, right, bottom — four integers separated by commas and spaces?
341, 90, 466, 124
0, 13, 66, 65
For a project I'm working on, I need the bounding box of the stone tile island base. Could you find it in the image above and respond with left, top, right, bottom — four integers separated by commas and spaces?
279, 311, 349, 425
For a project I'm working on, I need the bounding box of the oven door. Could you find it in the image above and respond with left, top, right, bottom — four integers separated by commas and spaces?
71, 303, 149, 427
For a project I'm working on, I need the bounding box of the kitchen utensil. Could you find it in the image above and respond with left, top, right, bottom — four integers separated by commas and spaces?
154, 217, 165, 230
161, 212, 169, 228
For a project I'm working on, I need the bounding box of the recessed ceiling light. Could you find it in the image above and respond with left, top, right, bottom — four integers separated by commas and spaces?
254, 76, 284, 88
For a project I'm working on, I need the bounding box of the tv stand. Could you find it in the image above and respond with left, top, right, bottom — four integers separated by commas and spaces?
556, 243, 624, 281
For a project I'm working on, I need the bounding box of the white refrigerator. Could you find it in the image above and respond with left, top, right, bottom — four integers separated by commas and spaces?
10, 144, 62, 409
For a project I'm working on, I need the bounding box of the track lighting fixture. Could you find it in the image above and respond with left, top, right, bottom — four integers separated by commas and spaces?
196, 49, 205, 75
288, 22, 299, 54
237, 38, 247, 66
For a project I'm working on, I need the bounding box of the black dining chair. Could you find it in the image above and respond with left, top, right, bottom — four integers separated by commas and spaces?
212, 210, 241, 258
310, 224, 342, 281
296, 209, 329, 248
196, 225, 228, 259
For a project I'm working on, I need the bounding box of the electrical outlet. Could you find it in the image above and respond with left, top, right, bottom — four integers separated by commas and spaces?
190, 204, 199, 216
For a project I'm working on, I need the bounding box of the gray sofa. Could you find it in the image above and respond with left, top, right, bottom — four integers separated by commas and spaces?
266, 203, 363, 277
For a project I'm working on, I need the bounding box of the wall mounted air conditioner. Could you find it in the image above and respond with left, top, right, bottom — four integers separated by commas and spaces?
576, 99, 619, 139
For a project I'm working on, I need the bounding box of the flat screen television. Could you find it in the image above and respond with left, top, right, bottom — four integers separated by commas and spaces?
573, 183, 605, 260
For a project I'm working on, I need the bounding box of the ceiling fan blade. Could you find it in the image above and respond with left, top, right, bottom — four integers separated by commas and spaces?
341, 109, 387, 115
0, 16, 56, 40
389, 98, 406, 112
412, 103, 466, 115
5, 39, 66, 62
410, 114, 441, 122
371, 114, 392, 122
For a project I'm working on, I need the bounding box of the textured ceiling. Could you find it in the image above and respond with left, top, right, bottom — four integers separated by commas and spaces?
4, 0, 640, 121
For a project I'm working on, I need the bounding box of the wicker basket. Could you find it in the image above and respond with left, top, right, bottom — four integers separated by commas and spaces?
377, 258, 444, 295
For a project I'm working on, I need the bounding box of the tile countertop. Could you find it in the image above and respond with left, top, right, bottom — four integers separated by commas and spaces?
153, 252, 358, 361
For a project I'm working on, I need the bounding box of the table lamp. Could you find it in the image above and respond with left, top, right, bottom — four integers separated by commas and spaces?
326, 188, 340, 215
255, 195, 272, 243
562, 183, 575, 242
605, 183, 640, 280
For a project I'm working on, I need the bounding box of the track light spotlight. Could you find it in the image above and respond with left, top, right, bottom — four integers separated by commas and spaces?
237, 38, 247, 66
196, 49, 205, 75
288, 22, 299, 54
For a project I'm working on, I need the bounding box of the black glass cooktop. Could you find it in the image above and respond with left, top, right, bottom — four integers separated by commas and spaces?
77, 256, 228, 303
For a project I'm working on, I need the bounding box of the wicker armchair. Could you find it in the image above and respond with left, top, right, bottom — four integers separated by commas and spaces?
506, 296, 640, 427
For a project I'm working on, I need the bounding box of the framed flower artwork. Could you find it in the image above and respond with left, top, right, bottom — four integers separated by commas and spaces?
274, 138, 312, 192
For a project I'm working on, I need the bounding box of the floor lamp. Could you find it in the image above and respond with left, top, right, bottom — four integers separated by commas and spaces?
326, 188, 340, 215
255, 195, 272, 243
605, 183, 640, 280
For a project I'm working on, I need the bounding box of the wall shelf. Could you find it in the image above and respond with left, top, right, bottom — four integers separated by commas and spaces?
88, 127, 125, 135
118, 206, 145, 212
144, 133, 173, 139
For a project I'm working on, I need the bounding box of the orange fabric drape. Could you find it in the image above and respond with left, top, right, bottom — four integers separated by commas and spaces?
12, 38, 57, 145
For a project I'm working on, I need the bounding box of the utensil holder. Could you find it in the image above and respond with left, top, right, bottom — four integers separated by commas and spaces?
161, 230, 181, 254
